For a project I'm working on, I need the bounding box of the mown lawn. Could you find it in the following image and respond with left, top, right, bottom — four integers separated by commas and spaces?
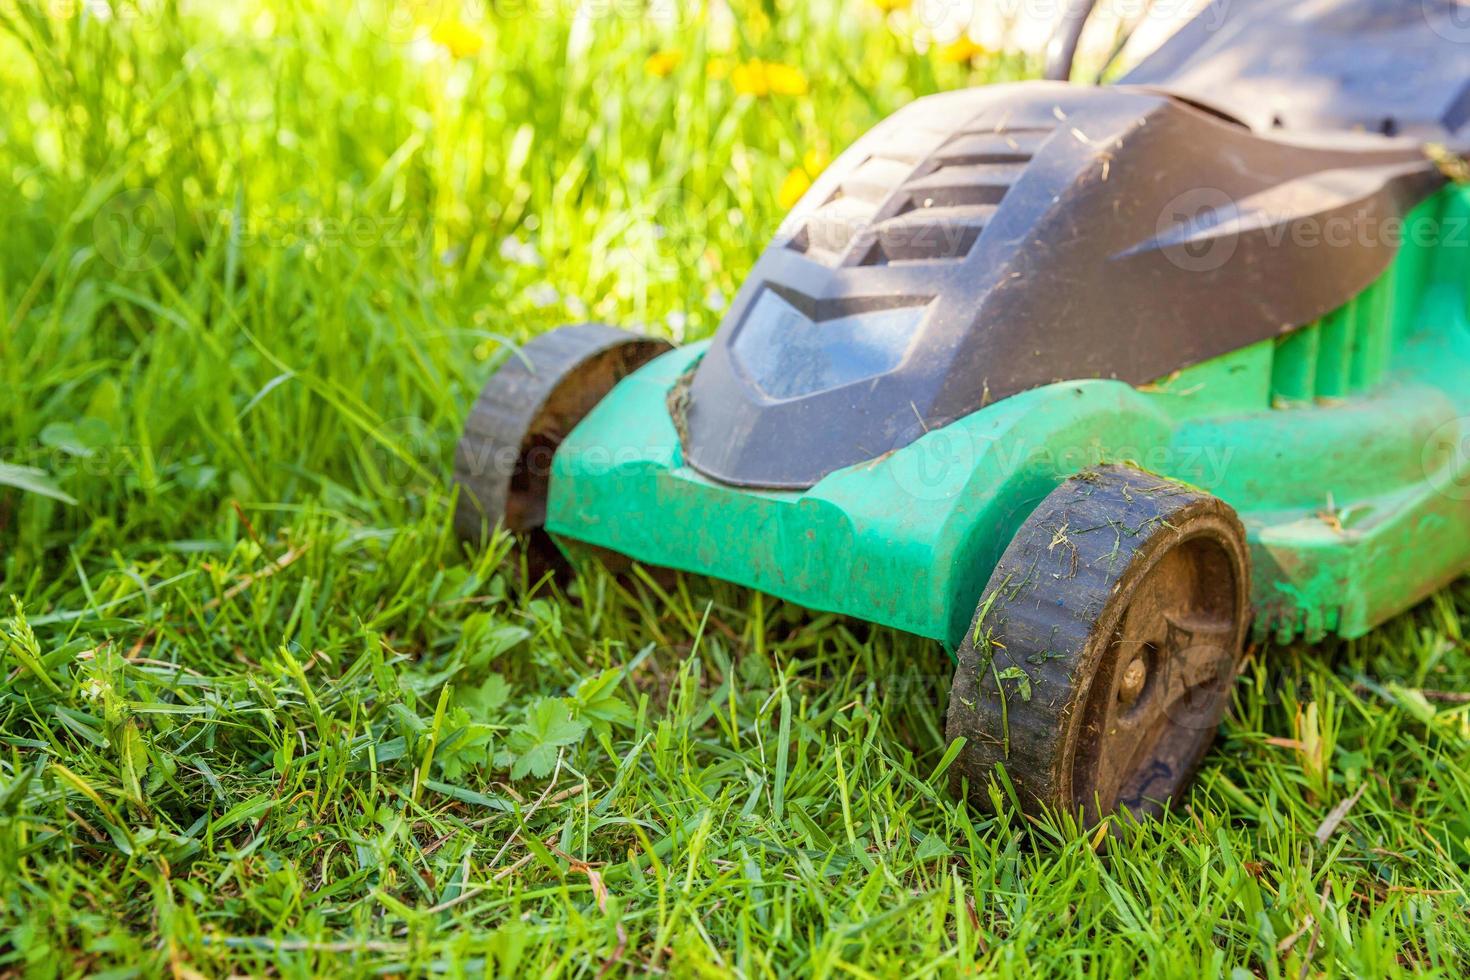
1, 1, 1468, 976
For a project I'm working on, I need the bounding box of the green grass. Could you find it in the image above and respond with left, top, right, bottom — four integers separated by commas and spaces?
1, 1, 1468, 975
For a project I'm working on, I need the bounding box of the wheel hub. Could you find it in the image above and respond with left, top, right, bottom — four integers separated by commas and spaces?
1118, 656, 1148, 707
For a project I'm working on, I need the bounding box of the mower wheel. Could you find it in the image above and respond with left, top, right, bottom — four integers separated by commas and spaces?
453, 324, 672, 556
945, 465, 1251, 821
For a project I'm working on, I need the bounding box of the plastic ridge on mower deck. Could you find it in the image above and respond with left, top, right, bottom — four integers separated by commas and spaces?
546, 188, 1470, 651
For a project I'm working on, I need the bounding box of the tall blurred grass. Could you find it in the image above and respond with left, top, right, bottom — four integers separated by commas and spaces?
0, 0, 1034, 564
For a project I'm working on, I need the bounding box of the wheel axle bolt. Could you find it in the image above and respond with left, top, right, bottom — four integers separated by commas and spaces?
1119, 656, 1148, 706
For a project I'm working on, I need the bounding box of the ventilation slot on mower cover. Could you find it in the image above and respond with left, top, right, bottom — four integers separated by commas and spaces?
787, 125, 1054, 268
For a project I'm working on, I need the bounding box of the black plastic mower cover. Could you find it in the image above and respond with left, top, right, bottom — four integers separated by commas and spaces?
1123, 0, 1470, 138
677, 0, 1467, 490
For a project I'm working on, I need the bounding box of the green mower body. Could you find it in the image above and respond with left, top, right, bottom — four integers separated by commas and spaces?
547, 187, 1470, 651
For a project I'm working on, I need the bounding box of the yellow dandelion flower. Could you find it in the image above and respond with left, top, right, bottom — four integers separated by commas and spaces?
431, 19, 484, 59
777, 149, 830, 211
644, 50, 683, 78
706, 58, 731, 80
731, 60, 809, 98
871, 0, 911, 11
767, 63, 810, 96
937, 36, 988, 64
778, 169, 812, 210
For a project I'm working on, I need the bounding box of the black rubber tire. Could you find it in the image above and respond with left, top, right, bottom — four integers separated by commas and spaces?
946, 464, 1251, 821
453, 324, 672, 557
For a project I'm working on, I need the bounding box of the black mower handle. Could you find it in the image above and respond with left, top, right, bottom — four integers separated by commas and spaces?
1043, 0, 1099, 82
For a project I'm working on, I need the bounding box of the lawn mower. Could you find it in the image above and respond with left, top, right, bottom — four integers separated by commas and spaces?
453, 0, 1470, 820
